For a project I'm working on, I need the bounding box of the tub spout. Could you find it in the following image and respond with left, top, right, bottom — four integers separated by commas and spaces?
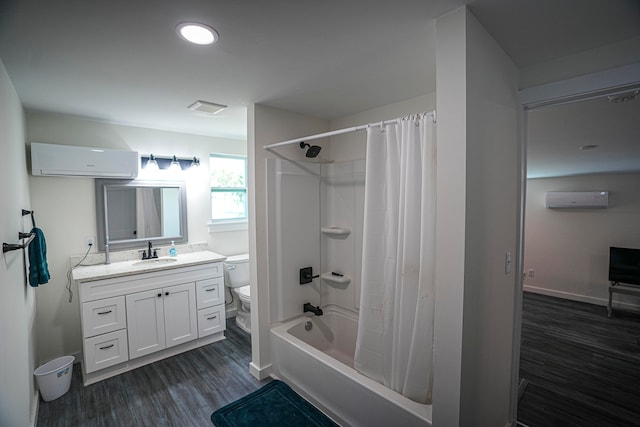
303, 303, 323, 316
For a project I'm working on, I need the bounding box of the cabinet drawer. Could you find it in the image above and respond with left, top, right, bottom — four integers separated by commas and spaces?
197, 306, 226, 338
196, 277, 225, 309
83, 329, 128, 374
82, 296, 126, 338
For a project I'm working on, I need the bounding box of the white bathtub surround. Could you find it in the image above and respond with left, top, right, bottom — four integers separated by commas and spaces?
355, 115, 437, 404
271, 306, 431, 426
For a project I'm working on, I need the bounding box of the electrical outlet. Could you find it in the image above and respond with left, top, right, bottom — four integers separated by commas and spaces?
85, 236, 95, 247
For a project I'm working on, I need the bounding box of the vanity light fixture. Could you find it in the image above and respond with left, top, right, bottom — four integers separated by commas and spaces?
145, 154, 160, 172
141, 154, 200, 171
169, 156, 181, 173
176, 22, 219, 45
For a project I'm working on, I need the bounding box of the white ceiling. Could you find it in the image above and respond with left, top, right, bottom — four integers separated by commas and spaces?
527, 93, 640, 179
0, 0, 639, 175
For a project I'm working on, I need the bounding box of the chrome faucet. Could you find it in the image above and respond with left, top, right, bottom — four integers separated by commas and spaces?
303, 303, 323, 316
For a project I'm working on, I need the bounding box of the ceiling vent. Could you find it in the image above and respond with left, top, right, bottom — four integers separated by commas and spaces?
187, 100, 227, 115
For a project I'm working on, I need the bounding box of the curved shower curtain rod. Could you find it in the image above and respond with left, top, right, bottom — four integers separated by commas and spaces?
263, 110, 436, 150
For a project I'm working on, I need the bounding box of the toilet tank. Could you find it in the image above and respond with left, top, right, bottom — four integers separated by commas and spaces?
224, 254, 250, 288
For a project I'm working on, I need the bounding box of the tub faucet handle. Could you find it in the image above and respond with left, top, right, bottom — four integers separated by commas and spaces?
300, 267, 319, 285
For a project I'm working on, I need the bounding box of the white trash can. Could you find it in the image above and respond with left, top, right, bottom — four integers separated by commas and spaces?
34, 355, 74, 401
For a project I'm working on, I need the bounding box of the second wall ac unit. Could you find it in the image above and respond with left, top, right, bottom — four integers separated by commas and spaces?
545, 191, 609, 209
31, 142, 138, 178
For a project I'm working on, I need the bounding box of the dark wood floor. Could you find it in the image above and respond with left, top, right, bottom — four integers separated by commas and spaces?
37, 319, 270, 426
518, 292, 640, 427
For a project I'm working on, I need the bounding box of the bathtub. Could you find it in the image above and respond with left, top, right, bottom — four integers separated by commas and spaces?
270, 306, 432, 426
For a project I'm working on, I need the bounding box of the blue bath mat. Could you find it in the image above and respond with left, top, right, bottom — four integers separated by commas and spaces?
211, 380, 338, 427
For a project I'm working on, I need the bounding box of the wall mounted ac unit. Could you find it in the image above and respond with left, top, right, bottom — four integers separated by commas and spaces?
545, 191, 609, 209
31, 142, 138, 179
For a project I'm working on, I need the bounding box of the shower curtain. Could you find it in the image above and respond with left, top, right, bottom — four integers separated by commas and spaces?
354, 114, 436, 404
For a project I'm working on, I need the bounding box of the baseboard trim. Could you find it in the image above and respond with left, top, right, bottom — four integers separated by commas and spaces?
523, 285, 640, 311
31, 390, 39, 427
249, 362, 272, 380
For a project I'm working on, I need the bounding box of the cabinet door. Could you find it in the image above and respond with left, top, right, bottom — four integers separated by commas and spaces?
163, 282, 197, 348
126, 289, 166, 359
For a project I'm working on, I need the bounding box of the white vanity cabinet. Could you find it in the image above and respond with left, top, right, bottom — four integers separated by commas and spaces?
126, 282, 198, 359
76, 256, 226, 385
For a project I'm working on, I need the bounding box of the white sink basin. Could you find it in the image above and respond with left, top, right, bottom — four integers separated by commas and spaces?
132, 257, 178, 267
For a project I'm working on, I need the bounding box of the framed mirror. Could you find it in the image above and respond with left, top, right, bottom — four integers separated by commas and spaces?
95, 179, 188, 251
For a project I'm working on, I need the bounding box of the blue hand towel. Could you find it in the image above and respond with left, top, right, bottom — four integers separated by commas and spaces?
28, 227, 50, 287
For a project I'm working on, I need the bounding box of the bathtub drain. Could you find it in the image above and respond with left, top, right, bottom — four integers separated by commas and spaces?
305, 321, 312, 331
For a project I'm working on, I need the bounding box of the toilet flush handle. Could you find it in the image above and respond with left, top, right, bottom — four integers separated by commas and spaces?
226, 264, 236, 270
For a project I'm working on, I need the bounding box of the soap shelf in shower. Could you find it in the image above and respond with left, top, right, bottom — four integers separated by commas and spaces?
321, 272, 351, 285
320, 226, 350, 237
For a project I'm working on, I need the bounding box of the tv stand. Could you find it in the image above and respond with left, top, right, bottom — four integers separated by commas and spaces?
608, 281, 640, 317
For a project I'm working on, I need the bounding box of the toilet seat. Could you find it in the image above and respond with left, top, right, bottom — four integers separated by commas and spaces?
236, 285, 250, 302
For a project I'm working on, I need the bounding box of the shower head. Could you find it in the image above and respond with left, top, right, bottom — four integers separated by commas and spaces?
300, 141, 321, 158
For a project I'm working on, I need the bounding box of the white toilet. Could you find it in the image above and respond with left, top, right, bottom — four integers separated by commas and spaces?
224, 254, 251, 333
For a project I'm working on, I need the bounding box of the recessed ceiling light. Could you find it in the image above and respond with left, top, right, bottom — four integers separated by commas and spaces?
579, 145, 599, 151
176, 22, 218, 45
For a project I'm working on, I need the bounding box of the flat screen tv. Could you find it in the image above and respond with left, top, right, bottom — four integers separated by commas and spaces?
609, 247, 640, 286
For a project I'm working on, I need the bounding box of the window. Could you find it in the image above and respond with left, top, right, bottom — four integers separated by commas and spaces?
210, 154, 247, 225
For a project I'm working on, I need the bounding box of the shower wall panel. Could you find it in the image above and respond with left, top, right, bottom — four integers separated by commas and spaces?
267, 159, 321, 322
320, 160, 365, 312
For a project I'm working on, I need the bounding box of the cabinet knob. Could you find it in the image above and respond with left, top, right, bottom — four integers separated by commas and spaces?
165, 291, 169, 296
157, 293, 162, 298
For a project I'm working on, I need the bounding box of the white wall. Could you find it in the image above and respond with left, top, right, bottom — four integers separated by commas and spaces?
329, 93, 436, 161
248, 103, 329, 378
461, 9, 519, 426
0, 59, 38, 427
26, 112, 248, 364
525, 173, 640, 307
519, 36, 640, 89
432, 8, 467, 425
433, 7, 519, 427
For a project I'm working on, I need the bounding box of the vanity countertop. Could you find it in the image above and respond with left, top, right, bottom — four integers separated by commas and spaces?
72, 250, 227, 282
